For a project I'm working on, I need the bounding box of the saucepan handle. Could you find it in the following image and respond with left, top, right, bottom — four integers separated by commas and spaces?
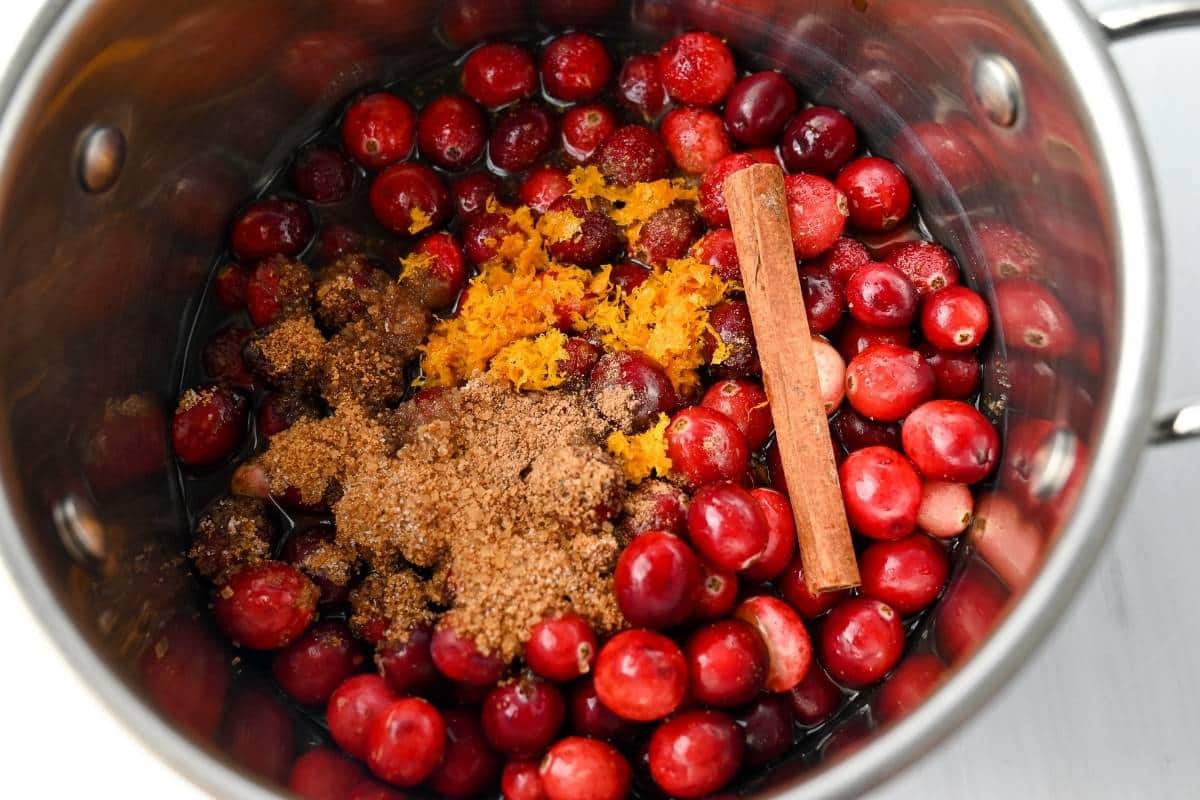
1094, 0, 1200, 445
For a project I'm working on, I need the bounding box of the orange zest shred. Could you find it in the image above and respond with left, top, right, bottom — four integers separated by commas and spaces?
567, 165, 698, 228
408, 207, 433, 235
487, 329, 570, 391
606, 414, 673, 483
537, 209, 584, 245
398, 250, 436, 280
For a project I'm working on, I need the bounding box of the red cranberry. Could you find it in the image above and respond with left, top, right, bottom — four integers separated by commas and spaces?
173, 386, 247, 467
657, 32, 736, 106
836, 319, 913, 362
258, 392, 319, 440
884, 240, 960, 297
722, 71, 796, 146
737, 694, 794, 766
139, 617, 230, 739
431, 625, 506, 686
272, 621, 365, 706
700, 379, 772, 449
482, 677, 565, 757
542, 32, 612, 102
798, 266, 846, 334
634, 204, 702, 265
876, 653, 946, 724
282, 525, 354, 602
921, 344, 981, 399
328, 675, 396, 760
735, 595, 813, 692
698, 153, 758, 227
838, 445, 922, 540
648, 710, 744, 798
784, 173, 848, 258
463, 210, 517, 264
616, 53, 667, 119
569, 677, 636, 742
608, 262, 648, 294
404, 230, 468, 309
291, 147, 355, 204
315, 223, 363, 263
686, 619, 767, 707
596, 124, 671, 186
846, 262, 919, 328
558, 336, 602, 385
543, 195, 622, 268
289, 749, 368, 800
594, 629, 687, 721
836, 157, 912, 232
687, 482, 769, 573
214, 262, 249, 309
706, 299, 761, 377
489, 102, 557, 173
845, 344, 935, 422
661, 107, 732, 175
921, 285, 990, 351
440, 0, 528, 46
347, 782, 407, 800
462, 43, 537, 109
369, 162, 450, 235
692, 561, 739, 621
780, 106, 859, 177
561, 102, 617, 163
615, 531, 702, 629
539, 738, 632, 800
202, 327, 255, 389
994, 278, 1078, 357
812, 236, 871, 286
502, 760, 548, 800
230, 197, 313, 263
778, 553, 850, 619
453, 171, 502, 218
820, 597, 905, 687
831, 407, 902, 452
860, 534, 948, 616
417, 94, 487, 170
935, 561, 1008, 662
366, 698, 446, 787
588, 350, 678, 432
341, 93, 416, 169
665, 406, 750, 487
742, 487, 796, 581
377, 623, 439, 694
692, 228, 741, 282
213, 561, 317, 650
526, 613, 597, 682
902, 400, 999, 483
223, 686, 294, 783
789, 662, 843, 726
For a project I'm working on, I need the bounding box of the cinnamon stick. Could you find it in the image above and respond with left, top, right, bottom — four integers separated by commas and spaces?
723, 164, 860, 593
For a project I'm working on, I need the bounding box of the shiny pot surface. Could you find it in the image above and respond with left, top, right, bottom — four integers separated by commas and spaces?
0, 1, 1173, 797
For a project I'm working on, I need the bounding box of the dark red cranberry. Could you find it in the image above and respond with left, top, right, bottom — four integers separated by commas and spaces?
994, 278, 1078, 356
902, 399, 999, 483
836, 319, 913, 362
839, 445, 922, 540
778, 553, 850, 619
860, 534, 949, 616
230, 197, 313, 263
596, 124, 671, 186
742, 487, 797, 581
780, 106, 859, 176
735, 595, 813, 692
539, 737, 632, 800
139, 617, 230, 739
276, 29, 379, 107
377, 623, 439, 694
223, 686, 295, 783
281, 525, 354, 604
257, 392, 319, 439
347, 782, 408, 800
482, 677, 566, 757
541, 32, 612, 102
724, 71, 798, 145
705, 299, 761, 377
846, 262, 919, 328
610, 262, 650, 294
884, 240, 960, 297
502, 760, 547, 800
489, 102, 556, 174
463, 210, 517, 264
525, 613, 598, 682
288, 748, 368, 800
698, 153, 758, 227
213, 561, 318, 650
291, 147, 355, 204
594, 629, 688, 721
648, 710, 744, 798
173, 386, 247, 467
615, 531, 702, 629
661, 106, 732, 175
569, 677, 636, 742
618, 480, 689, 542
558, 336, 602, 385
616, 53, 667, 118
934, 562, 1008, 662
686, 619, 767, 707
202, 327, 255, 389
845, 344, 936, 422
327, 674, 396, 760
417, 94, 487, 170
366, 697, 446, 787
452, 171, 502, 219
214, 262, 249, 309
831, 407, 902, 452
402, 230, 468, 309
588, 350, 678, 432
700, 378, 772, 449
341, 93, 416, 169
737, 694, 793, 766
784, 173, 848, 258
665, 406, 750, 487
431, 625, 506, 686
462, 42, 538, 109
789, 663, 843, 725
691, 228, 741, 282
440, 0, 528, 46
799, 265, 846, 334
692, 561, 739, 621
543, 195, 622, 268
836, 157, 912, 232
315, 223, 363, 263
812, 235, 871, 286
876, 653, 946, 724
561, 102, 618, 163
687, 482, 769, 573
657, 32, 736, 106
634, 204, 701, 266
922, 344, 981, 399
369, 162, 450, 235
820, 597, 905, 687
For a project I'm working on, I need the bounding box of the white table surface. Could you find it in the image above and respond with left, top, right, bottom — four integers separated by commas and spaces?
2, 2, 1198, 798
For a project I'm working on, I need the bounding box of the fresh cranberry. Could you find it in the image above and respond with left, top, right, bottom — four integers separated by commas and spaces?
723, 70, 797, 146
403, 230, 468, 309
831, 406, 902, 453
347, 782, 408, 800
558, 106, 615, 165
525, 613, 597, 682
780, 106, 859, 176
845, 344, 935, 422
648, 710, 744, 798
327, 675, 396, 760
742, 487, 797, 581
789, 663, 843, 726
223, 686, 295, 783
970, 491, 1043, 588
860, 534, 948, 616
257, 392, 319, 440
839, 445, 922, 540
813, 337, 848, 414
884, 240, 960, 296
377, 623, 439, 694
687, 482, 769, 573
698, 153, 757, 227
282, 526, 353, 603
463, 210, 517, 264
994, 278, 1078, 357
700, 379, 772, 449
366, 698, 446, 787
462, 42, 538, 109
614, 531, 702, 629
315, 223, 363, 263
291, 146, 355, 204
836, 157, 911, 232
588, 350, 678, 432
616, 53, 667, 118
341, 93, 416, 169
735, 595, 813, 692
845, 262, 918, 328
482, 677, 565, 757
921, 344, 981, 399
502, 760, 548, 800
369, 162, 450, 235
784, 173, 848, 258
558, 336, 602, 385
452, 171, 502, 218
214, 263, 249, 309
737, 694, 793, 766
440, 0, 527, 46
634, 204, 702, 265
543, 195, 622, 268
213, 561, 317, 650
658, 32, 736, 106
918, 480, 974, 538
692, 561, 739, 621
569, 677, 636, 742
820, 597, 905, 687
594, 629, 687, 721
796, 266, 844, 334
608, 262, 649, 294
417, 94, 487, 170
173, 386, 247, 467
934, 561, 1008, 662
778, 553, 850, 619
202, 327, 255, 389
665, 406, 750, 487
596, 124, 671, 185
539, 738, 632, 800
489, 102, 556, 173
289, 749, 368, 800
618, 480, 689, 541
921, 285, 989, 351
812, 236, 871, 286
431, 625, 505, 686
876, 653, 946, 724
705, 299, 761, 377
139, 617, 230, 739
541, 32, 612, 102
660, 107, 732, 175
230, 197, 313, 263
272, 621, 365, 706
902, 400, 999, 483
686, 619, 767, 707
837, 319, 913, 362
692, 228, 741, 282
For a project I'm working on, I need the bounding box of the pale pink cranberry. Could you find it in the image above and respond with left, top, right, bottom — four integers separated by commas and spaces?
934, 562, 1008, 663
657, 32, 737, 106
884, 240, 960, 296
366, 698, 445, 787
723, 71, 797, 146
648, 710, 744, 798
917, 480, 974, 538
784, 173, 848, 258
860, 534, 949, 616
665, 406, 750, 487
994, 278, 1078, 357
876, 653, 946, 724
686, 619, 768, 707
614, 531, 702, 629
426, 710, 502, 798
819, 597, 904, 687
969, 492, 1042, 589
845, 344, 935, 422
789, 663, 843, 726
502, 760, 548, 800
742, 488, 797, 582
289, 749, 368, 800
735, 595, 813, 692
778, 553, 849, 619
660, 106, 732, 175
594, 629, 688, 721
838, 445, 922, 540
812, 337, 847, 415
539, 737, 632, 800
213, 561, 317, 650
692, 561, 739, 621
272, 620, 365, 706
525, 613, 598, 682
482, 676, 565, 757
737, 694, 794, 766
901, 400, 1000, 484
431, 624, 505, 686
687, 482, 769, 573
845, 262, 919, 329
836, 156, 912, 232
327, 675, 396, 760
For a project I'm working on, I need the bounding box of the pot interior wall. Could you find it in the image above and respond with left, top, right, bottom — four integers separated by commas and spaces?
0, 0, 1114, 795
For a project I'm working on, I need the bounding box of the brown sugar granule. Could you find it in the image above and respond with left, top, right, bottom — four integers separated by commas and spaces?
321, 319, 410, 410
188, 496, 274, 582
243, 315, 327, 391
592, 383, 637, 433
294, 536, 358, 593
263, 256, 315, 322
380, 571, 436, 642
616, 478, 690, 545
314, 256, 391, 331
368, 283, 431, 360
523, 444, 625, 534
